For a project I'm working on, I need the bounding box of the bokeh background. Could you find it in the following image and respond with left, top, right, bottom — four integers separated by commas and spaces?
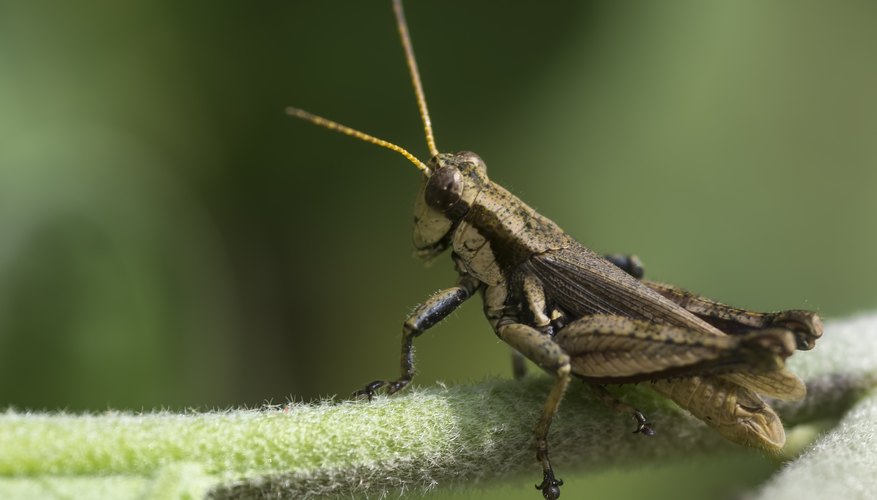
2, 0, 876, 498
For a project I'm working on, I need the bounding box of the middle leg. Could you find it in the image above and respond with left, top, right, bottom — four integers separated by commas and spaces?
496, 320, 570, 500
485, 276, 571, 500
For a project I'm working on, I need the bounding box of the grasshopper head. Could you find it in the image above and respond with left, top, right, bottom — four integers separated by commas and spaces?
413, 151, 488, 260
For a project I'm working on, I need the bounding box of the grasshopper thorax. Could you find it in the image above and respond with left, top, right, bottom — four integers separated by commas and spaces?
413, 151, 488, 259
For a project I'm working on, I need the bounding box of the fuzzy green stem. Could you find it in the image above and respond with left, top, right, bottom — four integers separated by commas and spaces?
1, 315, 876, 499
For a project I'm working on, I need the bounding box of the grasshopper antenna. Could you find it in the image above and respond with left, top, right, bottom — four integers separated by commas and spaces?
285, 107, 430, 175
393, 0, 439, 159
286, 0, 437, 174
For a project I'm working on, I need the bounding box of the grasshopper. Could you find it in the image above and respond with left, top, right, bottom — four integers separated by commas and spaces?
287, 1, 823, 498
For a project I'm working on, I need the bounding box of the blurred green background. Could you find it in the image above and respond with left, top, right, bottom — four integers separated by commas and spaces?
1, 0, 876, 498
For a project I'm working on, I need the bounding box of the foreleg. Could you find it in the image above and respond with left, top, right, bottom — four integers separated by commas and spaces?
353, 275, 480, 400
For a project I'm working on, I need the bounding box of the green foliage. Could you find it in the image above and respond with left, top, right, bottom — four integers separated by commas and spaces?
754, 389, 877, 500
1, 316, 875, 499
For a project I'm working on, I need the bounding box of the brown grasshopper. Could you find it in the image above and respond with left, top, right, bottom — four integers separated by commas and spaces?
287, 1, 823, 498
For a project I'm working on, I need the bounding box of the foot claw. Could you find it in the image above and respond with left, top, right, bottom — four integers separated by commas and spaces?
632, 410, 656, 436
351, 379, 410, 401
387, 379, 409, 395
535, 471, 563, 499
351, 380, 385, 401
637, 422, 656, 436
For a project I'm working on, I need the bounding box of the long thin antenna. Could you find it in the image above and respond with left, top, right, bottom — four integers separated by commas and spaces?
393, 0, 439, 159
286, 107, 430, 174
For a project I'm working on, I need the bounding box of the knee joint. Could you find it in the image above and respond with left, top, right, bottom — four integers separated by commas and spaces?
555, 357, 571, 376
402, 320, 419, 338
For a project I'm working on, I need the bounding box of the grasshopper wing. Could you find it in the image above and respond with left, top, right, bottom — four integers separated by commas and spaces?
527, 244, 805, 399
526, 243, 722, 333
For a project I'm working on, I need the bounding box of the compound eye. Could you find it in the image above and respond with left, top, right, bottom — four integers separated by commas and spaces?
424, 166, 463, 212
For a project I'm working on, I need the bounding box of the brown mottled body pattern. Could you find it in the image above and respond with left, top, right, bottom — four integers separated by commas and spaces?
359, 153, 822, 499
291, 2, 823, 498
